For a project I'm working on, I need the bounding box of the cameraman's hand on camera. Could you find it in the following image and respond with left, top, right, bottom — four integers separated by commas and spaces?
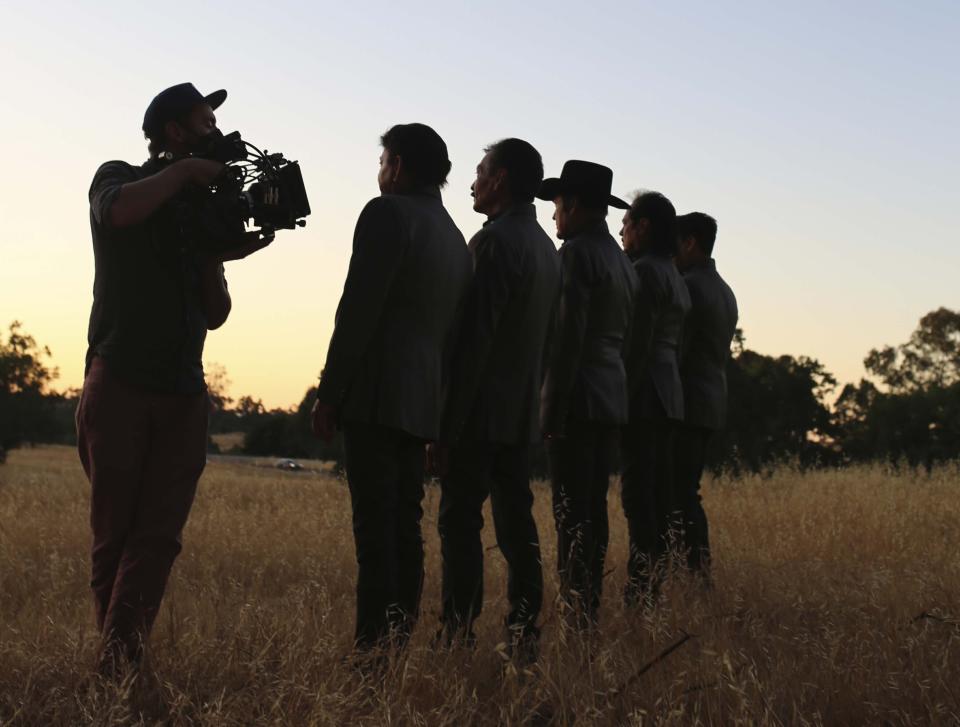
213, 229, 275, 263
311, 400, 338, 442
181, 158, 227, 187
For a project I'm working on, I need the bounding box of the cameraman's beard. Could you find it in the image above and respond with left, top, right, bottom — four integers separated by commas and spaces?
185, 128, 224, 156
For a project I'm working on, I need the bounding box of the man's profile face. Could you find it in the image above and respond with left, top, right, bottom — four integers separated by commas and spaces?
620, 211, 638, 254
167, 103, 219, 153
471, 151, 500, 215
675, 234, 699, 270
378, 148, 400, 194
620, 212, 648, 255
552, 196, 570, 239
183, 103, 218, 137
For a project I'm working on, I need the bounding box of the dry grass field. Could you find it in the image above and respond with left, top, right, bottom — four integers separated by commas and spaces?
0, 446, 958, 726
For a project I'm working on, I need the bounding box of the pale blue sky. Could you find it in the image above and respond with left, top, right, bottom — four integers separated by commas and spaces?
1, 1, 957, 406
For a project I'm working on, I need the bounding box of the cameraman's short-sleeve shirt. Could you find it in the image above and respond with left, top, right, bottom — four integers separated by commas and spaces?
86, 159, 216, 394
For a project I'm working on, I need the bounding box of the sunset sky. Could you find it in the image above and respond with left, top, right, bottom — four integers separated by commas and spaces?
1, 1, 957, 409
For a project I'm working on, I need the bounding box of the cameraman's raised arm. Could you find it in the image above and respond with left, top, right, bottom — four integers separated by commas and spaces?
91, 158, 225, 229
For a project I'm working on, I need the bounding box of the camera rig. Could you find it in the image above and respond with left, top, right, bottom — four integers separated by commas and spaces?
175, 130, 311, 253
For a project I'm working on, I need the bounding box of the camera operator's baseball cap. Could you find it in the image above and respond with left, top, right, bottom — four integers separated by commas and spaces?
142, 82, 227, 138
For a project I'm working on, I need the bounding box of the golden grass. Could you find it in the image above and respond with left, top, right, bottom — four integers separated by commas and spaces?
0, 446, 958, 725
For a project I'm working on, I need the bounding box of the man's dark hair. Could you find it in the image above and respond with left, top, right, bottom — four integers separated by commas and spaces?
485, 138, 544, 203
628, 191, 677, 255
144, 113, 189, 158
146, 129, 169, 158
146, 133, 163, 158
380, 123, 451, 188
676, 212, 718, 256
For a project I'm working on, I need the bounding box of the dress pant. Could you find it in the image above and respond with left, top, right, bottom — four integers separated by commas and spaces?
547, 420, 617, 625
342, 420, 426, 649
674, 424, 713, 573
76, 357, 208, 665
438, 440, 542, 641
620, 413, 678, 602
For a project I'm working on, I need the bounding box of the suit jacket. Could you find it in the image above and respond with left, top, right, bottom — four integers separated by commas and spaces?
316, 187, 472, 440
540, 221, 638, 434
626, 253, 692, 422
441, 204, 561, 446
680, 259, 739, 430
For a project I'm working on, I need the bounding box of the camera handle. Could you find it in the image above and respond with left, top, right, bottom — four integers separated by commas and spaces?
258, 225, 276, 243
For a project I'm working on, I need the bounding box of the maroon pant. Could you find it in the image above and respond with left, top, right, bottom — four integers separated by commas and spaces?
76, 358, 208, 663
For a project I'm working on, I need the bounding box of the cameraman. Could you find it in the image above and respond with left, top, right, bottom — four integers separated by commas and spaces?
76, 83, 269, 674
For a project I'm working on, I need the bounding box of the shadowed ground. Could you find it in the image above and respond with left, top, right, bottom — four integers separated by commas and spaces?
0, 446, 958, 725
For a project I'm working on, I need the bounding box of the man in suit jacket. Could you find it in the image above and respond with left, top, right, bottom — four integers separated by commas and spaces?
312, 123, 472, 650
620, 191, 691, 604
674, 212, 738, 577
538, 161, 637, 627
436, 138, 560, 657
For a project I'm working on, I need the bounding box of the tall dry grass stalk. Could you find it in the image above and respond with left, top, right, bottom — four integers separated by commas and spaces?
0, 446, 958, 725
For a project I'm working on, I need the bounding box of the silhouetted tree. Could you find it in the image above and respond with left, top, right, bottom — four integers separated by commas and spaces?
709, 344, 838, 474
864, 308, 960, 393
235, 395, 267, 418
836, 308, 960, 469
837, 381, 960, 469
0, 321, 63, 455
205, 362, 251, 442
205, 362, 234, 415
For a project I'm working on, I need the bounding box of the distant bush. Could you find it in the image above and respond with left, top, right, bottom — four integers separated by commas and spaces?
242, 387, 344, 465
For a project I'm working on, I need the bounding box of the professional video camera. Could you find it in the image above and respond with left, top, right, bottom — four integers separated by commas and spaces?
174, 130, 311, 253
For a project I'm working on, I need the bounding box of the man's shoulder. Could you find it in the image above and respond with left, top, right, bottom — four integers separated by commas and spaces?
558, 235, 592, 263
682, 263, 715, 289
488, 207, 547, 233
375, 194, 466, 250
349, 197, 408, 253
682, 268, 712, 307
514, 215, 557, 255
90, 159, 143, 187
684, 263, 730, 294
95, 159, 140, 172
562, 230, 609, 257
359, 194, 403, 218
717, 271, 738, 310
634, 253, 673, 284
477, 214, 554, 254
685, 265, 737, 312
563, 232, 633, 291
88, 160, 150, 218
375, 190, 443, 214
373, 193, 455, 226
637, 252, 675, 272
467, 222, 495, 247
712, 266, 736, 297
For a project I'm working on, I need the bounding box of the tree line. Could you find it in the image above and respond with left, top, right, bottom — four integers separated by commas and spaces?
2, 308, 957, 472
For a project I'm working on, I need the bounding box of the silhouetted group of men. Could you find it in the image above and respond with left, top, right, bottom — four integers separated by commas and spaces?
79, 84, 737, 673
311, 125, 740, 659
